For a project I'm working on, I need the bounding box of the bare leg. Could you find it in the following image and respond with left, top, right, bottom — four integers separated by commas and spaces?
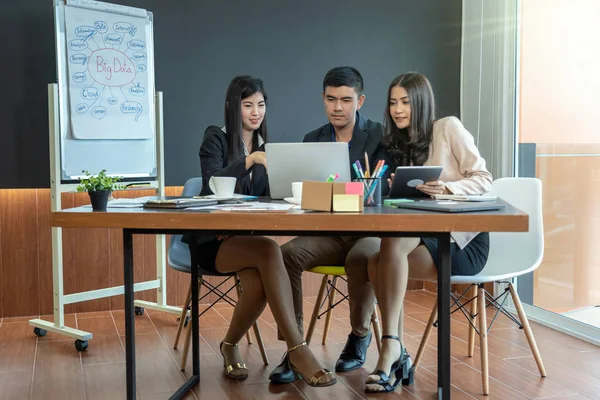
345, 237, 379, 337
367, 239, 437, 391
216, 236, 334, 384
401, 246, 438, 362
369, 253, 405, 349
216, 267, 266, 378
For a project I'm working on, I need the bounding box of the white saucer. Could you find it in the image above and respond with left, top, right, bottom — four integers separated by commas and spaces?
283, 197, 301, 205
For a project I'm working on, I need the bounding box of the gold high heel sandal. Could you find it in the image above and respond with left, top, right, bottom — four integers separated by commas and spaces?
220, 341, 249, 380
286, 341, 337, 387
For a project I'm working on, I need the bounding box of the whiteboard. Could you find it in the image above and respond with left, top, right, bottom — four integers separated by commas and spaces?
54, 0, 157, 180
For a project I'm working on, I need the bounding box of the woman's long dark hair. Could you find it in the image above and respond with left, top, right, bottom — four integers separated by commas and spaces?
224, 75, 268, 164
383, 72, 436, 166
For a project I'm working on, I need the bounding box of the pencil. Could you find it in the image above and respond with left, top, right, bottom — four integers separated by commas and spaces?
364, 152, 371, 178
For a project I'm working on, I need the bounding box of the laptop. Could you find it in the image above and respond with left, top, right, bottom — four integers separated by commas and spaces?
265, 142, 351, 199
391, 199, 506, 213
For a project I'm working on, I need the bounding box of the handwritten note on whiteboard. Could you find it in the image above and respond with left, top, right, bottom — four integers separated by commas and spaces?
64, 4, 153, 139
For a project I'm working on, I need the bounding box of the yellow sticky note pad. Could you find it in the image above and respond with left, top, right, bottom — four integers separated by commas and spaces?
333, 194, 363, 212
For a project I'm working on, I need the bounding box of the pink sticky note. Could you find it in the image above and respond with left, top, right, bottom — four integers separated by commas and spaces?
345, 182, 364, 195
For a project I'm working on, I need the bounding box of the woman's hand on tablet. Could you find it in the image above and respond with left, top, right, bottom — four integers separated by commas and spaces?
387, 173, 395, 189
417, 181, 449, 197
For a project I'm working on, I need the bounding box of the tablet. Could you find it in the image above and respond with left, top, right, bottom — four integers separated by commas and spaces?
388, 166, 443, 198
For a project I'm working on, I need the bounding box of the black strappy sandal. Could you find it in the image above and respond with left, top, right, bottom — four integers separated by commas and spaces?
365, 335, 414, 393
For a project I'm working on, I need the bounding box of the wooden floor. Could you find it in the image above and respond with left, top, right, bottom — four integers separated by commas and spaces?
1, 290, 599, 400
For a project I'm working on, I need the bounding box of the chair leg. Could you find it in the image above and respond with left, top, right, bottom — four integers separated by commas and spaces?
180, 279, 201, 371
468, 284, 478, 357
173, 281, 192, 349
180, 314, 193, 371
235, 282, 253, 345
322, 276, 338, 345
478, 285, 489, 395
306, 275, 329, 345
252, 321, 269, 365
508, 283, 546, 377
413, 299, 438, 371
371, 303, 382, 354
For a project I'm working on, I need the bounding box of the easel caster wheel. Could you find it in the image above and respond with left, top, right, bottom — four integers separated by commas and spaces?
135, 306, 145, 316
33, 327, 47, 337
75, 339, 89, 351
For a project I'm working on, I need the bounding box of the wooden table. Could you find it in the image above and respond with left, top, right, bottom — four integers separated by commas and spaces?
51, 202, 528, 400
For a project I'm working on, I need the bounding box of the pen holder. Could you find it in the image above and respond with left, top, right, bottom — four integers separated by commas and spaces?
354, 177, 382, 206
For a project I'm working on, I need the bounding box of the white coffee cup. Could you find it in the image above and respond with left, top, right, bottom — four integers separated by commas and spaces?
209, 176, 236, 198
292, 182, 303, 200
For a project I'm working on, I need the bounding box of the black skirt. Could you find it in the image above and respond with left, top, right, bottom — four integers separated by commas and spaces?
420, 232, 489, 276
191, 239, 224, 274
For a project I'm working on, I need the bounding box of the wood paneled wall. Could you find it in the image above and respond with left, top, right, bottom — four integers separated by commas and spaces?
0, 188, 426, 318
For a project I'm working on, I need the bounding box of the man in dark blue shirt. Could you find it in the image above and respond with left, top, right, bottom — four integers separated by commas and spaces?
270, 67, 396, 383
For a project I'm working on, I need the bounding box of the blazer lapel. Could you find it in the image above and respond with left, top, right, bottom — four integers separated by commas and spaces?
348, 114, 369, 163
317, 126, 331, 142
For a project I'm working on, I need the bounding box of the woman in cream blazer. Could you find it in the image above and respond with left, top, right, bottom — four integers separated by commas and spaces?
365, 72, 493, 394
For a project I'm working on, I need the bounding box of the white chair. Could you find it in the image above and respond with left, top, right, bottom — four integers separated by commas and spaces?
412, 177, 547, 395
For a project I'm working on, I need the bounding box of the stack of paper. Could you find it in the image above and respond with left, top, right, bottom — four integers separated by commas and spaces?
107, 198, 147, 208
433, 194, 498, 202
144, 198, 217, 209
186, 202, 296, 212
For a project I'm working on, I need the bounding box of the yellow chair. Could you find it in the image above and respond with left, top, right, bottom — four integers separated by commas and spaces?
305, 266, 382, 352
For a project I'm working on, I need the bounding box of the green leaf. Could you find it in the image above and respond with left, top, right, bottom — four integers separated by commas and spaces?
76, 170, 122, 192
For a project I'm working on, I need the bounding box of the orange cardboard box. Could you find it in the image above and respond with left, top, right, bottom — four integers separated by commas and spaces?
301, 181, 364, 212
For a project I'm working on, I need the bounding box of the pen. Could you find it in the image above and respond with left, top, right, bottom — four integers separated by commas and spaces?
326, 173, 340, 183
364, 175, 379, 200
372, 160, 383, 179
365, 160, 383, 191
355, 160, 365, 178
352, 163, 362, 179
365, 164, 388, 198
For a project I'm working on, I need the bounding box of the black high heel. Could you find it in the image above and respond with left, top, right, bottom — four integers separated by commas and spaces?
400, 346, 414, 386
365, 335, 414, 393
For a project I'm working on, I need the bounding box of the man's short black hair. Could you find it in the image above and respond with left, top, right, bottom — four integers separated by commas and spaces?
322, 66, 364, 95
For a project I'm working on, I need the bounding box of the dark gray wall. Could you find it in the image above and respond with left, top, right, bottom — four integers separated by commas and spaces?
0, 0, 462, 188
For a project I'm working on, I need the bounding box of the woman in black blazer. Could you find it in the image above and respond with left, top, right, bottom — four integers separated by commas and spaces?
193, 76, 336, 387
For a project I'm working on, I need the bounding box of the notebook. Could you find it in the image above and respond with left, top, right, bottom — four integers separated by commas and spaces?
143, 197, 218, 209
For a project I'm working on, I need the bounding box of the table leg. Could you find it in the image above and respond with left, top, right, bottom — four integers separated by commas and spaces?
191, 242, 200, 376
123, 229, 136, 400
437, 233, 451, 400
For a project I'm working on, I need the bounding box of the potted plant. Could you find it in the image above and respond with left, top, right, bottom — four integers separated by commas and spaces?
76, 170, 123, 211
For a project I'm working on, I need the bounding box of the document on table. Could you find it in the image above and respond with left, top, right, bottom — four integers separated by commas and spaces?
195, 194, 259, 201
105, 197, 152, 208
186, 202, 298, 212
